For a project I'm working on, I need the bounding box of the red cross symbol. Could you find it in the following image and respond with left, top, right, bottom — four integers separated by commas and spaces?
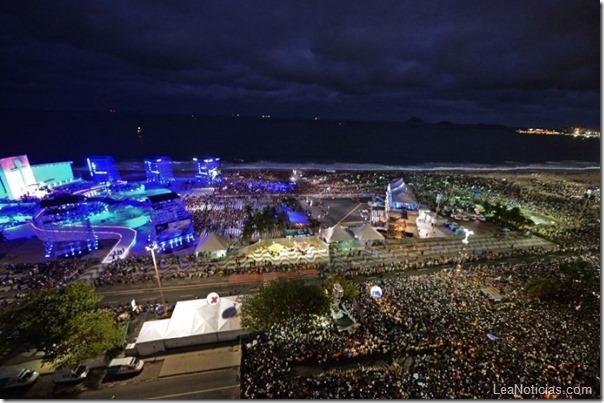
211, 296, 218, 304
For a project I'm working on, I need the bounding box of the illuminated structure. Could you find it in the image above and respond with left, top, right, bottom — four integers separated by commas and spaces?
0, 155, 74, 200
30, 161, 74, 189
145, 157, 174, 185
386, 178, 418, 214
330, 282, 356, 331
195, 157, 221, 185
147, 191, 195, 252
34, 194, 102, 258
0, 155, 36, 200
87, 156, 121, 183
517, 126, 600, 138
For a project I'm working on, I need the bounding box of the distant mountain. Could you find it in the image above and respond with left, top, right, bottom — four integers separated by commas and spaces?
404, 116, 426, 125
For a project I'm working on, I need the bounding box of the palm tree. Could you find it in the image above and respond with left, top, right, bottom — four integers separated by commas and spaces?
0, 230, 8, 254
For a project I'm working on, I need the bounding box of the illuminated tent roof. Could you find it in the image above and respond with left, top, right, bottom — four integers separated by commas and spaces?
351, 224, 385, 242
321, 224, 353, 243
389, 178, 417, 205
195, 233, 229, 254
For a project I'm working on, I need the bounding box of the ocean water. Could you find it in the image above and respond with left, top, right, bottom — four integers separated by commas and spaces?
1, 109, 600, 171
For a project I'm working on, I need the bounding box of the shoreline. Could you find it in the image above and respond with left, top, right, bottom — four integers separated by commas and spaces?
72, 160, 601, 175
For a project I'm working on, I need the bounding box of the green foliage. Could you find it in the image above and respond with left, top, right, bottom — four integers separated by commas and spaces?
324, 274, 360, 302
526, 259, 600, 303
241, 204, 286, 242
525, 276, 560, 298
559, 260, 600, 296
240, 278, 330, 332
0, 282, 121, 365
53, 310, 123, 368
482, 200, 532, 228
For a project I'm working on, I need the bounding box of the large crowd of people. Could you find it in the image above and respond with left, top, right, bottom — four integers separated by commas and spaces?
0, 169, 599, 398
183, 194, 282, 238
0, 259, 95, 292
409, 172, 600, 251
241, 254, 600, 399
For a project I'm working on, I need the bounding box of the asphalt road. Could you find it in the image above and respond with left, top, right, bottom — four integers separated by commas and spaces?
80, 368, 240, 400
97, 279, 262, 306
1, 366, 241, 399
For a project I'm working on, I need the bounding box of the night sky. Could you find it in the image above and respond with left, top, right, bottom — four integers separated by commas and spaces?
0, 1, 600, 127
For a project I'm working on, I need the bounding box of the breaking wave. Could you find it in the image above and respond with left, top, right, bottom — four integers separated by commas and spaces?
99, 159, 600, 173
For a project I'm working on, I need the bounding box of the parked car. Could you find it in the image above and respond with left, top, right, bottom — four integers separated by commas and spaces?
0, 368, 39, 389
106, 357, 144, 377
52, 365, 89, 383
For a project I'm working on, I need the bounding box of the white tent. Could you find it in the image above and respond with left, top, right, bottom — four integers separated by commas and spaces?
321, 224, 353, 243
195, 233, 229, 256
135, 320, 170, 355
388, 178, 418, 208
351, 224, 385, 242
134, 295, 245, 356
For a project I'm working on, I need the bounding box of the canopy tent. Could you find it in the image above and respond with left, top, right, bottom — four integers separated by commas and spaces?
351, 223, 385, 242
320, 224, 353, 243
195, 233, 229, 256
135, 320, 170, 354
134, 295, 244, 356
387, 178, 418, 210
391, 190, 417, 205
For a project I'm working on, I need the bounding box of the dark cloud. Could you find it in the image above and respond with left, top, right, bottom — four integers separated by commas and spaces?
0, 0, 599, 127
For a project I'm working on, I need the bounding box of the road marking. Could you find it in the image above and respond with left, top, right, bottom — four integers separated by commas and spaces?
337, 202, 362, 224
148, 385, 238, 399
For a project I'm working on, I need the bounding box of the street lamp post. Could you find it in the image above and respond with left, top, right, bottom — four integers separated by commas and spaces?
145, 243, 166, 306
451, 228, 473, 303
457, 228, 474, 270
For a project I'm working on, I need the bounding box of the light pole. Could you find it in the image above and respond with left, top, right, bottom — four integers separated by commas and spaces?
461, 228, 474, 246
451, 228, 473, 303
457, 228, 473, 270
146, 243, 166, 306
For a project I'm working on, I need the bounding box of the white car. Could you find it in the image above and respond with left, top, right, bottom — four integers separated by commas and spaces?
0, 368, 39, 389
106, 357, 144, 377
53, 365, 89, 383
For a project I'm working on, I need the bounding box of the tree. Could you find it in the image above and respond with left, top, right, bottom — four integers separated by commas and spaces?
324, 274, 360, 302
242, 216, 254, 244
526, 259, 599, 304
53, 310, 123, 368
0, 282, 122, 365
559, 260, 599, 298
240, 278, 330, 332
525, 276, 560, 298
0, 230, 8, 254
